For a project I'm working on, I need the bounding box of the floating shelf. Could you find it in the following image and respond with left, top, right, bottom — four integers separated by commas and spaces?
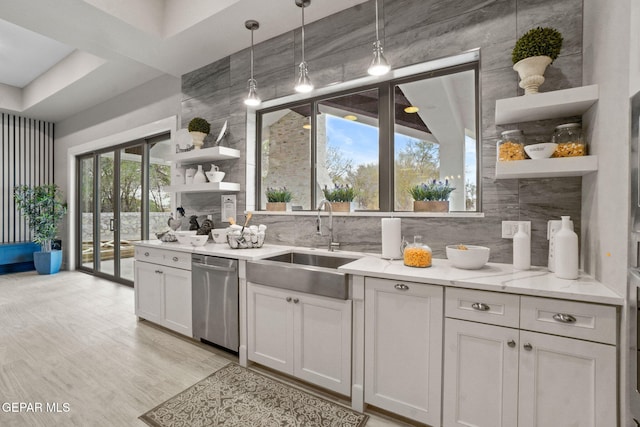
171, 146, 240, 164
495, 85, 599, 125
163, 182, 241, 193
495, 155, 598, 179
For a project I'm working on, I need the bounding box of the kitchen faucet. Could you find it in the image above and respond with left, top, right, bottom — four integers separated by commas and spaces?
317, 199, 340, 251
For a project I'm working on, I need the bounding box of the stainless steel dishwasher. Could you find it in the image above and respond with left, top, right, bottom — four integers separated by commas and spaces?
191, 254, 239, 352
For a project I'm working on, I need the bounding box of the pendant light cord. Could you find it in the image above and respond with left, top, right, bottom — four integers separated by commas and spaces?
301, 4, 306, 62
250, 27, 255, 81
374, 0, 380, 41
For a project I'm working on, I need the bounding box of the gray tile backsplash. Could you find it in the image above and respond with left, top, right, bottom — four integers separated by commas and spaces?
180, 0, 583, 266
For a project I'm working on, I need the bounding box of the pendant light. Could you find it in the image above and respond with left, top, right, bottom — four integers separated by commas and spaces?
244, 20, 261, 106
367, 0, 391, 76
294, 0, 313, 93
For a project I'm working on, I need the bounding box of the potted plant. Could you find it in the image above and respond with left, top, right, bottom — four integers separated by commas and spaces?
188, 117, 211, 149
322, 184, 357, 212
13, 184, 67, 274
408, 180, 455, 212
265, 187, 293, 211
512, 26, 563, 95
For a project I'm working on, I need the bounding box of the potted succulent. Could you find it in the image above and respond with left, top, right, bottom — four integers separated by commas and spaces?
512, 26, 563, 95
13, 184, 67, 274
188, 117, 211, 149
408, 180, 455, 212
322, 184, 357, 212
265, 187, 293, 211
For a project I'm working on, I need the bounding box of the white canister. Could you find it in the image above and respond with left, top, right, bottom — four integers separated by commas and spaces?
547, 218, 573, 272
381, 218, 402, 259
185, 167, 196, 184
513, 222, 530, 270
555, 216, 579, 279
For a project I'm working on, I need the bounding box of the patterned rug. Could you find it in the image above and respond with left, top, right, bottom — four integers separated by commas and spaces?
140, 363, 368, 426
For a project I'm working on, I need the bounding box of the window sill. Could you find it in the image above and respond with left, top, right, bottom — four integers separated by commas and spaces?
250, 211, 484, 218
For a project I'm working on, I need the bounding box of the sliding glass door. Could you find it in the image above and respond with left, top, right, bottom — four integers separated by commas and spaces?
77, 133, 171, 285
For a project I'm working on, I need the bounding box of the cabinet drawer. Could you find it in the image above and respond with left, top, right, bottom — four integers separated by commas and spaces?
445, 288, 520, 328
520, 296, 616, 345
135, 246, 165, 265
134, 247, 191, 270
163, 250, 191, 270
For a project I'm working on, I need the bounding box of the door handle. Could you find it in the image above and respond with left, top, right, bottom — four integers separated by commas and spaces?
471, 302, 490, 311
109, 218, 116, 232
552, 313, 577, 323
394, 284, 409, 291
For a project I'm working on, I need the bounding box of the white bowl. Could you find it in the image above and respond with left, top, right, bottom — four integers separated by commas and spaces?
524, 143, 557, 159
205, 171, 225, 182
446, 244, 490, 269
210, 228, 228, 244
187, 234, 209, 247
174, 230, 197, 245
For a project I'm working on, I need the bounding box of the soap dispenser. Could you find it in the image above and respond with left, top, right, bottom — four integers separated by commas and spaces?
513, 222, 530, 270
554, 216, 578, 279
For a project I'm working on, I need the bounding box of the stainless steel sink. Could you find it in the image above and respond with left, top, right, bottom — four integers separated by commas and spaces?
246, 251, 359, 299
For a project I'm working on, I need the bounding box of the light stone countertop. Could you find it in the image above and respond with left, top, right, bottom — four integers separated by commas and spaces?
133, 241, 623, 305
339, 256, 624, 306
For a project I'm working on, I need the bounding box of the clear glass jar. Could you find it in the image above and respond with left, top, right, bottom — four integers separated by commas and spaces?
403, 235, 432, 268
552, 123, 585, 157
497, 129, 526, 161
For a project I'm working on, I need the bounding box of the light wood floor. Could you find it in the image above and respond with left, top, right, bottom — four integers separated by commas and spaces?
0, 271, 414, 427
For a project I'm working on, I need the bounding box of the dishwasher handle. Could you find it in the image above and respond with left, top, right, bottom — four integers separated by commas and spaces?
192, 263, 237, 273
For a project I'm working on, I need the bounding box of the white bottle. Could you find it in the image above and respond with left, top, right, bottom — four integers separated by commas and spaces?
555, 216, 578, 279
513, 222, 531, 270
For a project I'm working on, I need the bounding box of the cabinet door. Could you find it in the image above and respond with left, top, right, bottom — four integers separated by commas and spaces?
162, 266, 192, 336
247, 284, 294, 374
443, 319, 519, 427
294, 294, 352, 395
364, 278, 443, 425
134, 261, 163, 324
518, 330, 617, 427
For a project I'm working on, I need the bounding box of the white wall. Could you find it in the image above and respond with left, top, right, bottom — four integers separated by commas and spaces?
630, 0, 640, 97
54, 73, 181, 269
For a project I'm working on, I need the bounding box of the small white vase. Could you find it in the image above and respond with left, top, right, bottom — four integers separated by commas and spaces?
185, 167, 196, 184
513, 55, 553, 95
193, 165, 207, 184
555, 216, 579, 279
513, 222, 531, 270
190, 131, 207, 149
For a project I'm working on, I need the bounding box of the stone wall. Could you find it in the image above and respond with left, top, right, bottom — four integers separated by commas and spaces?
81, 212, 169, 242
180, 0, 583, 265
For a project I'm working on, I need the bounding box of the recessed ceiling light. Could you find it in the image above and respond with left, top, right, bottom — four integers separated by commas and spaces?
343, 115, 358, 121
404, 106, 420, 113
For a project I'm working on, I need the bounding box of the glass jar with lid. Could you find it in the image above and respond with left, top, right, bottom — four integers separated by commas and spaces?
497, 129, 526, 161
402, 235, 432, 268
552, 123, 585, 157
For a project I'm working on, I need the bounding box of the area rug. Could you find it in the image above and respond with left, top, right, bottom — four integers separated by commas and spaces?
140, 363, 368, 426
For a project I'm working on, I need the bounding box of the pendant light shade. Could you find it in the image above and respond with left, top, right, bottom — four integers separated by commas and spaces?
367, 0, 391, 76
244, 20, 261, 107
294, 0, 314, 93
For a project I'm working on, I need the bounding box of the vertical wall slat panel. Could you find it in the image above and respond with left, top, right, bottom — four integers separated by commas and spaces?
1, 113, 54, 243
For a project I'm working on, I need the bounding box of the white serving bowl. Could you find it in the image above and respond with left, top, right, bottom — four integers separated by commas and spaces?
187, 234, 209, 247
205, 171, 225, 182
174, 230, 197, 245
210, 228, 228, 244
446, 244, 490, 269
524, 143, 557, 159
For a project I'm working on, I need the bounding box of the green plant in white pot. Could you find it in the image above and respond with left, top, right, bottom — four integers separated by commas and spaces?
512, 27, 563, 95
188, 117, 210, 150
13, 184, 67, 275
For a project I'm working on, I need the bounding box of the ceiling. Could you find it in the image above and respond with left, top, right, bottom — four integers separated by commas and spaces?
0, 0, 368, 123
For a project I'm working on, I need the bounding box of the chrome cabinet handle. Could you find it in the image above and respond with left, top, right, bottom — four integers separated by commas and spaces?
394, 284, 409, 291
155, 269, 163, 274
507, 339, 516, 348
144, 252, 150, 257
471, 302, 490, 311
286, 297, 292, 302
173, 256, 179, 262
523, 343, 533, 351
552, 313, 577, 323
293, 298, 299, 304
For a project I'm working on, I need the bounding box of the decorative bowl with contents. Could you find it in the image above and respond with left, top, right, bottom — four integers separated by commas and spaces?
497, 129, 526, 161
403, 235, 432, 268
524, 142, 558, 159
446, 244, 490, 269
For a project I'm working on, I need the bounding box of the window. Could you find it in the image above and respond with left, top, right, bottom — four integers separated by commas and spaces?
256, 55, 479, 213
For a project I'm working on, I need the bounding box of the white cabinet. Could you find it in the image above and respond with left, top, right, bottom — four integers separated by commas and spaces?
364, 277, 443, 425
134, 247, 192, 337
247, 283, 352, 395
443, 288, 617, 427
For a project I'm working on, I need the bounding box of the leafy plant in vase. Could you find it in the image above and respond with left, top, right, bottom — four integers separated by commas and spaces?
322, 184, 357, 212
265, 187, 293, 211
408, 180, 455, 212
512, 26, 563, 95
13, 184, 67, 274
188, 117, 211, 149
